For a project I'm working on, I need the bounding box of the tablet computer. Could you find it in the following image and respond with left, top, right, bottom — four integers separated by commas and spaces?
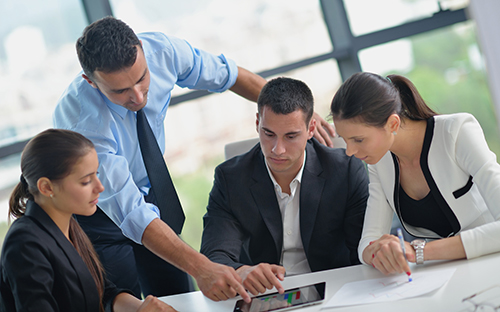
233, 281, 326, 312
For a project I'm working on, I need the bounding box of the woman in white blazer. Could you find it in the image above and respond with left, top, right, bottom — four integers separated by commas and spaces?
329, 72, 500, 276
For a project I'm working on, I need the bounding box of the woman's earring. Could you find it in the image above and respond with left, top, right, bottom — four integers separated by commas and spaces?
50, 194, 53, 198
393, 131, 397, 136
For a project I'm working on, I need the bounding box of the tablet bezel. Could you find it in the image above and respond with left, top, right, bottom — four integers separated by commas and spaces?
233, 281, 326, 312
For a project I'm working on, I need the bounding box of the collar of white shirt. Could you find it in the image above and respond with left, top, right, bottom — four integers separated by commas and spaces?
264, 150, 307, 197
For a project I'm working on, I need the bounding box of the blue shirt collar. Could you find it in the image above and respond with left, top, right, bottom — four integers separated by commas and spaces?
100, 91, 129, 119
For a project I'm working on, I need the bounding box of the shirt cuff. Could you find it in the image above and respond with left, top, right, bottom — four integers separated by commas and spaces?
207, 54, 238, 93
120, 203, 160, 244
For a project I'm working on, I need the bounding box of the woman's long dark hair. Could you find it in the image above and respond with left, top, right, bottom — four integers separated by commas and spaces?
9, 129, 106, 312
330, 72, 437, 126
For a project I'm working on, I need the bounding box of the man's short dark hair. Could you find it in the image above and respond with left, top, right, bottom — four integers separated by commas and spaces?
257, 77, 314, 124
76, 16, 141, 80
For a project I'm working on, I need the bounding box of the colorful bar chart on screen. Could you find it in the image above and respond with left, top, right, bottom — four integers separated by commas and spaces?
260, 290, 303, 306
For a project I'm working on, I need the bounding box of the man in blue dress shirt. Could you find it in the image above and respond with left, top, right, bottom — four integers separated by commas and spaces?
53, 17, 334, 301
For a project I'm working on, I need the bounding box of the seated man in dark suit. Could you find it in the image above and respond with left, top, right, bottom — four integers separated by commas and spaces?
200, 77, 369, 296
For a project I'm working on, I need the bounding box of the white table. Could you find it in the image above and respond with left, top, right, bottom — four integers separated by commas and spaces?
159, 252, 500, 312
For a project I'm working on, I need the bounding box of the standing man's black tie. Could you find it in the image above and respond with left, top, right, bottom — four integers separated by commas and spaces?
136, 109, 185, 234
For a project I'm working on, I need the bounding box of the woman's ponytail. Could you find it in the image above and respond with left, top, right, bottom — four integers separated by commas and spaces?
8, 175, 34, 221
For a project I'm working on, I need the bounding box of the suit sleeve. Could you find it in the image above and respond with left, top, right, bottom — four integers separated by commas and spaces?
453, 114, 500, 258
343, 156, 370, 265
1, 231, 59, 311
103, 278, 134, 312
357, 161, 396, 264
200, 166, 246, 270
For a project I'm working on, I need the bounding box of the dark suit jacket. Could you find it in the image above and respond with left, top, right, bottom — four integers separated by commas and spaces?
200, 139, 369, 272
0, 201, 123, 312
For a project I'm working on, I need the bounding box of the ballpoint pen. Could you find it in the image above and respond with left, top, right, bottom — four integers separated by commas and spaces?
397, 228, 412, 282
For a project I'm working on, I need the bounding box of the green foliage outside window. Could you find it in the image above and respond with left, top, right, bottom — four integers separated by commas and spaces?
390, 22, 500, 155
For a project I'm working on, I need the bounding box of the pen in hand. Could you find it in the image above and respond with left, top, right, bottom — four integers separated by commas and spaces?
397, 228, 412, 282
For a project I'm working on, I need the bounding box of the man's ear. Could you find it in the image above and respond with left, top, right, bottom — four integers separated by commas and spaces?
256, 112, 260, 134
37, 177, 54, 198
307, 118, 317, 139
82, 74, 98, 89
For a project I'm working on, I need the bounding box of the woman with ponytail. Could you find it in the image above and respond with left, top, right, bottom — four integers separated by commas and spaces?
330, 72, 500, 276
0, 129, 176, 312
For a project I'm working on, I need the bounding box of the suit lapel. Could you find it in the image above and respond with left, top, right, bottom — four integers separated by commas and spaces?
26, 201, 99, 312
250, 150, 283, 261
300, 141, 325, 255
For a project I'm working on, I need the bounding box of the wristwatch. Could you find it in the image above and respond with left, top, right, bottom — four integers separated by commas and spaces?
410, 239, 426, 265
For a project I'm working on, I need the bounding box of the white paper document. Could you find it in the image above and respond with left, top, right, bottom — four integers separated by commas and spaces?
322, 268, 456, 308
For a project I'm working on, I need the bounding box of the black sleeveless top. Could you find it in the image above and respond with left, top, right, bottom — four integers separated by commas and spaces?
399, 186, 454, 237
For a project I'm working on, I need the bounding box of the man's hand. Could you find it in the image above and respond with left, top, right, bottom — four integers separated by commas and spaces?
236, 263, 286, 296
312, 112, 336, 147
141, 219, 251, 303
194, 261, 251, 303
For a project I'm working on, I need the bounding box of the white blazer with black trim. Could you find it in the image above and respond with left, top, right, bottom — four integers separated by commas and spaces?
358, 113, 500, 263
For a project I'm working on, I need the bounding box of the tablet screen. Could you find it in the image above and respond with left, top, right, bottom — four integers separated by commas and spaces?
233, 282, 326, 312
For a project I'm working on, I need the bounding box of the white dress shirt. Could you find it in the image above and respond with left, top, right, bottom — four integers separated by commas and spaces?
265, 151, 311, 276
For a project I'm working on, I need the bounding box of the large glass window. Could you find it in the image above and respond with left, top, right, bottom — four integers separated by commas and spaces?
109, 0, 333, 85
0, 0, 87, 146
344, 0, 469, 36
359, 20, 500, 156
110, 0, 340, 249
0, 0, 88, 240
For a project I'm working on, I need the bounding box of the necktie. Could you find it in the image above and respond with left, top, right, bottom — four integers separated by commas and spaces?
136, 109, 185, 234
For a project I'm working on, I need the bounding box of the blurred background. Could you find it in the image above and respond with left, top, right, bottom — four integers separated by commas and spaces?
1, 0, 498, 251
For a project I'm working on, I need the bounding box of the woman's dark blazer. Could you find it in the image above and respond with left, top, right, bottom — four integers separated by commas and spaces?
0, 200, 123, 312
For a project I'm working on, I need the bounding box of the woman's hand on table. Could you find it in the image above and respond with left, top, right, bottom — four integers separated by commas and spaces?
363, 234, 415, 275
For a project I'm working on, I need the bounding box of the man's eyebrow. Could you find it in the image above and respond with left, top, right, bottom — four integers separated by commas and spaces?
262, 127, 275, 134
111, 68, 148, 93
111, 86, 128, 93
136, 68, 148, 84
262, 127, 301, 136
